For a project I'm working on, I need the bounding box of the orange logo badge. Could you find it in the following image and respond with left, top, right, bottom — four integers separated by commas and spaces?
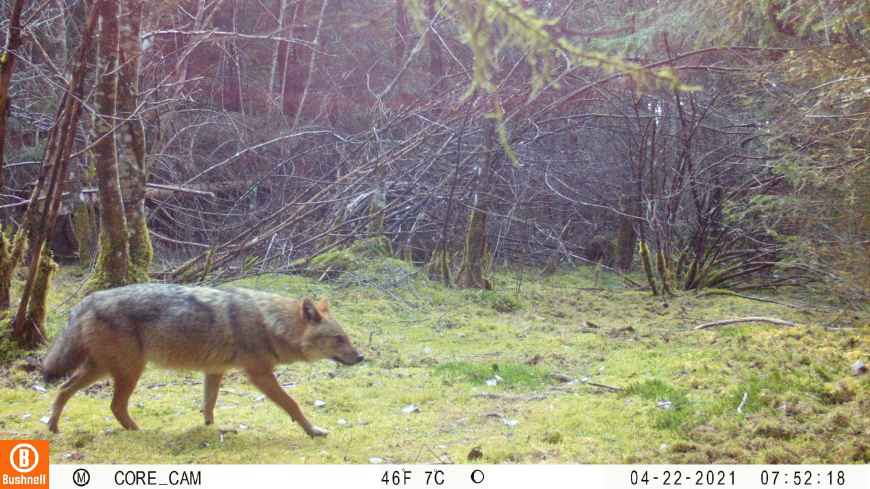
0, 440, 49, 489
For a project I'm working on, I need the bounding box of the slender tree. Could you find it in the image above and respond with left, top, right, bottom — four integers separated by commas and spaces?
0, 0, 27, 193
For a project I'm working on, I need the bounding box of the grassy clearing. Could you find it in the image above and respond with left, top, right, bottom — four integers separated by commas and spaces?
0, 257, 868, 464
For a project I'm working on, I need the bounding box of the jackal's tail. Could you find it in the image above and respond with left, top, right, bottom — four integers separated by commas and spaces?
43, 314, 86, 383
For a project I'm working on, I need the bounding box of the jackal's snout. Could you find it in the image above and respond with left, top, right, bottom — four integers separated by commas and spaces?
333, 349, 365, 366
329, 337, 365, 365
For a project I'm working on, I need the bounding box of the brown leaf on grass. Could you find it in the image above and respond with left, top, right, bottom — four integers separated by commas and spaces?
608, 325, 636, 337
467, 446, 483, 461
525, 354, 543, 365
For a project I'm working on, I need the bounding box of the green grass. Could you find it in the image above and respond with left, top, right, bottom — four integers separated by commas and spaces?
0, 259, 868, 464
471, 290, 525, 313
434, 361, 550, 388
624, 379, 693, 431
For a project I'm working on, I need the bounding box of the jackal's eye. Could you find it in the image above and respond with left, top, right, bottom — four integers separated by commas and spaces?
334, 335, 346, 345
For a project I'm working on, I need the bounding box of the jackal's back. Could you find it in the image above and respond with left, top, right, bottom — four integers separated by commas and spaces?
75, 284, 285, 370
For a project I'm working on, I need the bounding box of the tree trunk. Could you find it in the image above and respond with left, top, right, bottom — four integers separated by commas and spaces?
90, 0, 131, 290
426, 248, 451, 285
455, 208, 491, 289
117, 0, 151, 283
69, 157, 98, 267
218, 0, 242, 113
614, 215, 636, 271
426, 0, 444, 89
639, 240, 658, 296
395, 0, 408, 66
614, 195, 639, 272
431, 137, 465, 287
0, 0, 27, 193
71, 200, 98, 267
0, 229, 15, 310
656, 247, 673, 296
281, 0, 308, 120
269, 0, 289, 106
456, 118, 498, 289
367, 181, 386, 235
290, 0, 328, 128
15, 247, 57, 347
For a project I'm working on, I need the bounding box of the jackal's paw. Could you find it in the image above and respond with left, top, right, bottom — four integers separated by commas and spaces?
306, 426, 329, 438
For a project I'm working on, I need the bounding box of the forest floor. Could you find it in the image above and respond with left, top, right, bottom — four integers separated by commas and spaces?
0, 254, 868, 464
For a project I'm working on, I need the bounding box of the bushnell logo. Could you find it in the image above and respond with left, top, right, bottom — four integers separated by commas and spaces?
1, 440, 49, 489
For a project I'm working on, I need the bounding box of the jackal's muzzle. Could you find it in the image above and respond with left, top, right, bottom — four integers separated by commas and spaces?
333, 351, 365, 366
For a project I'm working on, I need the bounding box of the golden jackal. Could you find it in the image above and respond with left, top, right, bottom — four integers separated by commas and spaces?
42, 284, 364, 438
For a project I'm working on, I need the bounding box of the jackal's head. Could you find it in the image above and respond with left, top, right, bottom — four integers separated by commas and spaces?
298, 298, 364, 366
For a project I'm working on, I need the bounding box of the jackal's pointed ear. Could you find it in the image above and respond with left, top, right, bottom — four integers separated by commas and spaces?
317, 298, 330, 314
301, 298, 322, 323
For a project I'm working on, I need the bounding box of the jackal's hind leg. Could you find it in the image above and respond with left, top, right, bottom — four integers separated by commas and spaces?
48, 361, 106, 433
202, 373, 223, 425
109, 363, 144, 431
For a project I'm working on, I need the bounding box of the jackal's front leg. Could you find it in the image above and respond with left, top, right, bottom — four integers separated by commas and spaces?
203, 373, 223, 425
245, 369, 328, 438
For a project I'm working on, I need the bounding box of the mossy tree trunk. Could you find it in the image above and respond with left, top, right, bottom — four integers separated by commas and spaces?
456, 208, 491, 289
69, 146, 98, 267
0, 226, 28, 311
89, 0, 152, 290
639, 240, 658, 296
90, 0, 131, 290
70, 173, 99, 267
0, 230, 13, 310
656, 247, 674, 296
64, 1, 98, 266
426, 248, 451, 285
456, 119, 499, 289
14, 248, 58, 347
117, 0, 152, 283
